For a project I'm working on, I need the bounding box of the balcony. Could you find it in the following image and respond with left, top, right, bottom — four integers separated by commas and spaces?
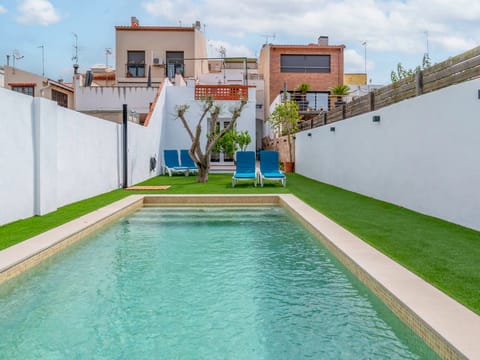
194, 85, 249, 100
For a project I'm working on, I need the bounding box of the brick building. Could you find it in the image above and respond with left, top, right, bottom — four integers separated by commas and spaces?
259, 36, 345, 115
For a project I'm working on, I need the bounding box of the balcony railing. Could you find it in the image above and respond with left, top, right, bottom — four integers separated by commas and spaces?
194, 85, 249, 100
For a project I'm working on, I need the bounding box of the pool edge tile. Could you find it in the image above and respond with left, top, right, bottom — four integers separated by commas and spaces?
278, 193, 479, 360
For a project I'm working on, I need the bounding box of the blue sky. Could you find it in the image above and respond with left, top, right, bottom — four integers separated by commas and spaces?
1, 0, 479, 84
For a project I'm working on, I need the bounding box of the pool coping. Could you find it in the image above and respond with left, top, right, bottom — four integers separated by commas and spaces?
1, 194, 479, 359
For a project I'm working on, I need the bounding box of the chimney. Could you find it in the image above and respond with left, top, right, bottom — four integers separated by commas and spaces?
318, 36, 329, 46
131, 16, 139, 27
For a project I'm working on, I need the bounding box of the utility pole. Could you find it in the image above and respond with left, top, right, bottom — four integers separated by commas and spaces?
38, 45, 45, 77
362, 41, 367, 82
105, 48, 112, 68
425, 31, 429, 57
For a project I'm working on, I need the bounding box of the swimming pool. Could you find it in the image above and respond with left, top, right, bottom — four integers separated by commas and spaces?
0, 205, 439, 359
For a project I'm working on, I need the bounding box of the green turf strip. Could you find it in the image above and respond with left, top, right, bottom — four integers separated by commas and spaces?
1, 173, 479, 315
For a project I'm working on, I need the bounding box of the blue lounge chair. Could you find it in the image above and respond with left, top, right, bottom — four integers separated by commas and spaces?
232, 151, 257, 187
180, 149, 198, 174
258, 150, 286, 187
163, 149, 188, 176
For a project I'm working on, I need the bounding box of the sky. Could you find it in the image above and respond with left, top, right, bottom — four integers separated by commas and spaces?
0, 0, 479, 85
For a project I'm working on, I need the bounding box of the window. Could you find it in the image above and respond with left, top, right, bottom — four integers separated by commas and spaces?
166, 51, 184, 79
11, 85, 34, 96
127, 51, 145, 77
52, 89, 68, 108
280, 54, 330, 73
283, 91, 330, 111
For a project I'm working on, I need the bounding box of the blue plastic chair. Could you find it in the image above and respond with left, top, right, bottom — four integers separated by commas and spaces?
180, 149, 198, 173
232, 151, 257, 187
259, 150, 286, 187
163, 150, 188, 176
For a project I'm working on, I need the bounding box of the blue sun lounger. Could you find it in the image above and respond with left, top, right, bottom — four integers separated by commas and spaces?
258, 150, 286, 187
163, 149, 188, 176
180, 149, 199, 174
232, 151, 257, 187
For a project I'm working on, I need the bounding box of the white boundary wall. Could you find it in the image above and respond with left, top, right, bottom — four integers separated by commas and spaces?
0, 85, 167, 226
295, 78, 480, 231
0, 89, 36, 223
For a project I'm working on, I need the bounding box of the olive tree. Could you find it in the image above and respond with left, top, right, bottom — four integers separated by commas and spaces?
176, 98, 247, 183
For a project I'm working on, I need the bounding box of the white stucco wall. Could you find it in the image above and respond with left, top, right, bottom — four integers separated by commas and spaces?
75, 85, 158, 113
56, 107, 121, 206
161, 86, 257, 166
128, 84, 169, 185
0, 83, 171, 225
295, 78, 480, 231
0, 88, 35, 224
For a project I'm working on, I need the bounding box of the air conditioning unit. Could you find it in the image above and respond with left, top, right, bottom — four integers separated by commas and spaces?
153, 57, 163, 65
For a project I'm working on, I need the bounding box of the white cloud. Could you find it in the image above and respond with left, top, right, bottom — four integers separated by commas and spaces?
143, 0, 480, 56
207, 40, 254, 58
142, 0, 480, 83
0, 5, 7, 14
344, 49, 364, 73
17, 0, 60, 25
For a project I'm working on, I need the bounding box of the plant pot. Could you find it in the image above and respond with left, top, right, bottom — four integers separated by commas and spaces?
283, 161, 295, 173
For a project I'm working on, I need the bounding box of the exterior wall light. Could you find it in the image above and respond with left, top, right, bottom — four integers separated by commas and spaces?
372, 115, 381, 122
307, 133, 312, 137
330, 126, 335, 132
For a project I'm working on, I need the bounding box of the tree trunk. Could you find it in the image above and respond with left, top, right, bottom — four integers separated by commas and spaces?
287, 134, 293, 163
196, 160, 210, 183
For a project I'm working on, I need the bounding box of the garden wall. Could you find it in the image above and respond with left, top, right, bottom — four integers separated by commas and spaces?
295, 78, 480, 231
0, 85, 166, 226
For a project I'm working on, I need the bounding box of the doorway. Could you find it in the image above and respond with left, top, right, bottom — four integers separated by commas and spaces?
210, 119, 234, 164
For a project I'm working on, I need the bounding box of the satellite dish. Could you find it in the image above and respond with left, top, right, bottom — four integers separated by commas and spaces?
13, 49, 24, 60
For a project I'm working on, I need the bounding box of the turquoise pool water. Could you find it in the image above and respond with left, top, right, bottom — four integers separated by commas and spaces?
0, 207, 439, 359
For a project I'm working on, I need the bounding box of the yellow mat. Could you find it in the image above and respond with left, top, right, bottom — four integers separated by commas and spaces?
126, 186, 171, 190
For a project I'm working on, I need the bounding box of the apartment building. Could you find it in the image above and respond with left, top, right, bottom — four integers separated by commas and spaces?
115, 17, 208, 86
259, 36, 345, 115
3, 66, 74, 109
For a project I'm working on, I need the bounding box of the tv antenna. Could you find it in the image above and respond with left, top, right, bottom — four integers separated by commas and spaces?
105, 48, 112, 68
72, 33, 79, 64
217, 45, 226, 58
261, 33, 275, 44
12, 50, 24, 73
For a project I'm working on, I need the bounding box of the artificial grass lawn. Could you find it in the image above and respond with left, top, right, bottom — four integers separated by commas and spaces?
1, 173, 479, 315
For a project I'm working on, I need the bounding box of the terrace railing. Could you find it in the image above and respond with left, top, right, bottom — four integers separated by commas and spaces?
195, 85, 249, 101
299, 46, 480, 131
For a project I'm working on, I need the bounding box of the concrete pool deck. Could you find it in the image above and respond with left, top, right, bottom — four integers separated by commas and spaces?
0, 194, 479, 359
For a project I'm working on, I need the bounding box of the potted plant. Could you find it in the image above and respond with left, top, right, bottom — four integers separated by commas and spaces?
267, 100, 301, 173
213, 129, 252, 162
294, 83, 311, 111
236, 130, 251, 151
214, 129, 239, 162
330, 84, 350, 107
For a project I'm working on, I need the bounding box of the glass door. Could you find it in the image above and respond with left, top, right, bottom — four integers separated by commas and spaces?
210, 120, 234, 164
166, 51, 184, 80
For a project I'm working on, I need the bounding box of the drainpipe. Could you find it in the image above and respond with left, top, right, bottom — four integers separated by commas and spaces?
122, 104, 128, 188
